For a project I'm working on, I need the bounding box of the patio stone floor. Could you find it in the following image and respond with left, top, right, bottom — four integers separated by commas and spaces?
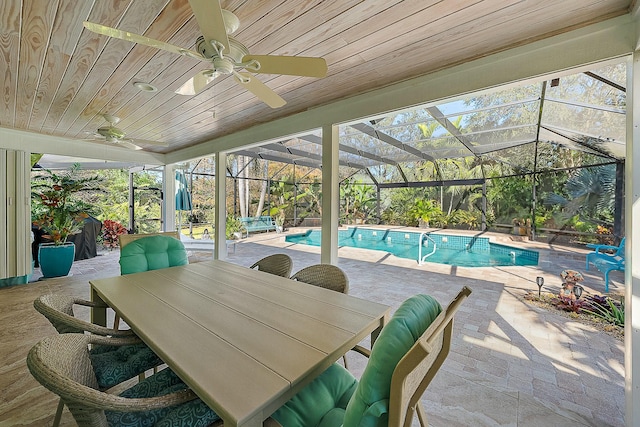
0, 227, 625, 426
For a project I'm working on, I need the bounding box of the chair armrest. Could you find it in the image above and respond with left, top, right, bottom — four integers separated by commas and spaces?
586, 243, 620, 253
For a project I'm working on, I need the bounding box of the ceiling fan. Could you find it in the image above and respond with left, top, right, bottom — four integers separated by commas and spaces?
85, 114, 168, 150
83, 0, 328, 108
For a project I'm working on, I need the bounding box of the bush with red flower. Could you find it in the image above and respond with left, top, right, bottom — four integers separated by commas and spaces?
102, 220, 127, 249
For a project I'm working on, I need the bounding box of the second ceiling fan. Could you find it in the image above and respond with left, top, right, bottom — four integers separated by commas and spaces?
83, 0, 328, 108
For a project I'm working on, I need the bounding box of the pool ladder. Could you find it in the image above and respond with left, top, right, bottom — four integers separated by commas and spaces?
418, 232, 437, 265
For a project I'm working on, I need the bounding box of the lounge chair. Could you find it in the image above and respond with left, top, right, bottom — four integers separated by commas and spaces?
586, 237, 625, 291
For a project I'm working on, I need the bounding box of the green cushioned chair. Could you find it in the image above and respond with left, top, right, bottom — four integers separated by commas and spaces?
27, 334, 220, 427
116, 234, 189, 329
270, 286, 472, 427
119, 234, 188, 275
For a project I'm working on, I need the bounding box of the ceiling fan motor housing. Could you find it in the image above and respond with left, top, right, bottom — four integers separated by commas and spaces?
196, 36, 249, 74
98, 126, 126, 140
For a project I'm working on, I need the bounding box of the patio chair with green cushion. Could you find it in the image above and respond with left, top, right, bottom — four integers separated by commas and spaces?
116, 234, 189, 328
250, 253, 294, 277
34, 294, 164, 427
269, 286, 472, 427
27, 333, 220, 427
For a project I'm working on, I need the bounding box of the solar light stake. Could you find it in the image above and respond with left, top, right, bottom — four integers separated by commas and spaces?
573, 285, 583, 299
536, 276, 544, 298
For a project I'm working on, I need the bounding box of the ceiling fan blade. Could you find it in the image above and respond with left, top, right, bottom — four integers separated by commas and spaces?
132, 139, 169, 147
175, 70, 218, 95
243, 55, 327, 78
235, 72, 286, 109
188, 0, 230, 53
119, 141, 144, 150
83, 21, 204, 60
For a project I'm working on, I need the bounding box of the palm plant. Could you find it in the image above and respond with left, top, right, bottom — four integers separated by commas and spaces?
545, 165, 616, 226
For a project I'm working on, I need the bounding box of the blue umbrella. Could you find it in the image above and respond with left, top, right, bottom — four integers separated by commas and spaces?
175, 171, 192, 234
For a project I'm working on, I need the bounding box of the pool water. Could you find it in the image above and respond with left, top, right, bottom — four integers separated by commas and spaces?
285, 228, 539, 267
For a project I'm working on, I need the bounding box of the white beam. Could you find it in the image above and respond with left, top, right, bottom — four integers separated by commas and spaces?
214, 152, 227, 260
0, 127, 166, 165
164, 165, 177, 232
321, 124, 339, 265
626, 53, 640, 427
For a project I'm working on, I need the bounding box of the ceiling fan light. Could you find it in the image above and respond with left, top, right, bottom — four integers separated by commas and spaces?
133, 81, 157, 92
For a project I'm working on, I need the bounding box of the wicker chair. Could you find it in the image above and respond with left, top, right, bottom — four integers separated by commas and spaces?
34, 294, 164, 427
291, 264, 350, 366
269, 287, 472, 427
250, 253, 293, 278
27, 334, 220, 427
290, 264, 349, 294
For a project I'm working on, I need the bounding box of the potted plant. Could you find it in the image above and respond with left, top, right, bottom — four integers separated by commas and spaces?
226, 216, 246, 240
409, 199, 442, 228
31, 165, 102, 278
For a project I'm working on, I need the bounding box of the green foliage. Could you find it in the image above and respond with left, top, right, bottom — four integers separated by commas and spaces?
408, 199, 442, 227
31, 165, 103, 245
226, 216, 246, 240
340, 179, 377, 223
545, 165, 616, 227
583, 295, 625, 326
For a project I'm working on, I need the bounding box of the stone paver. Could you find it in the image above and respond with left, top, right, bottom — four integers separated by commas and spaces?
24, 228, 626, 426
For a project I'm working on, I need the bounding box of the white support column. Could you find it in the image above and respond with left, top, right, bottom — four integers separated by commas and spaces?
214, 152, 227, 260
626, 53, 640, 427
321, 124, 339, 265
1, 149, 31, 279
163, 165, 177, 231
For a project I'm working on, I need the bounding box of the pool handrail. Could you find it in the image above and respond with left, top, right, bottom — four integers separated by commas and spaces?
418, 232, 437, 265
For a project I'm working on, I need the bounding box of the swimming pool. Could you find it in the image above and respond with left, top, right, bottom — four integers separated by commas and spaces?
285, 228, 539, 267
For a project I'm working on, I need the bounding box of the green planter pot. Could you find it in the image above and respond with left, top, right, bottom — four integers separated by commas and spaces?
38, 242, 75, 278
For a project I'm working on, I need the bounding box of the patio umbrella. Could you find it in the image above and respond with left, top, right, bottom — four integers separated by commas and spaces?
175, 170, 192, 236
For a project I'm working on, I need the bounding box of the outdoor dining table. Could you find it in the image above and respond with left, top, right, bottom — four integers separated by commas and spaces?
90, 260, 390, 427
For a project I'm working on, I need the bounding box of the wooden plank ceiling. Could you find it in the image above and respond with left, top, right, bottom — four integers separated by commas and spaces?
0, 0, 632, 156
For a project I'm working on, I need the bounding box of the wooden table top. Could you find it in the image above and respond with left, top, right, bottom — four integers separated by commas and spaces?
90, 260, 389, 427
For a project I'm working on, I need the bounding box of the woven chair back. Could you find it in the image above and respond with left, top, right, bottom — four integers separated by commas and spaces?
290, 264, 349, 294
250, 253, 293, 278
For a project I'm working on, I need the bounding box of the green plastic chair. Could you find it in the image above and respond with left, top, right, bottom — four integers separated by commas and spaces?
586, 237, 625, 291
270, 286, 472, 427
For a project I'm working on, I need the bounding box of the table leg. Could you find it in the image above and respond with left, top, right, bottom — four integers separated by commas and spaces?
371, 312, 389, 346
91, 286, 107, 326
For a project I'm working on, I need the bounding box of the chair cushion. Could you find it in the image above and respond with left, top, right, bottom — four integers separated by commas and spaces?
90, 343, 163, 389
271, 363, 358, 427
106, 367, 220, 427
343, 294, 442, 427
119, 235, 188, 275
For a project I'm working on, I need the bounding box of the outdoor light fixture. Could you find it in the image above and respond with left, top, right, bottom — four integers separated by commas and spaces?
536, 276, 544, 298
573, 285, 583, 299
133, 81, 157, 92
